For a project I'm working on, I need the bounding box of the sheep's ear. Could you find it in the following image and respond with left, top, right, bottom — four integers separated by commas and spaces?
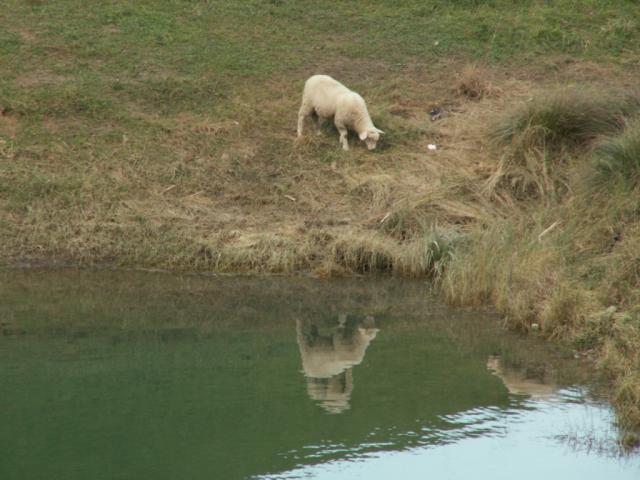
375, 128, 385, 135
359, 131, 368, 141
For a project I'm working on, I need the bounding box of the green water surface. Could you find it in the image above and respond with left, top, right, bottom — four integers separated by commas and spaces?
0, 270, 637, 480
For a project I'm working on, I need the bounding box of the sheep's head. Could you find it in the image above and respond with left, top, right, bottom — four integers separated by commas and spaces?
360, 128, 385, 150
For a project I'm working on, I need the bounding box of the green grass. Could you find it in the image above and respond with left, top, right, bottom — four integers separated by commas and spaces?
486, 90, 640, 200
443, 94, 640, 432
593, 122, 640, 188
491, 90, 636, 151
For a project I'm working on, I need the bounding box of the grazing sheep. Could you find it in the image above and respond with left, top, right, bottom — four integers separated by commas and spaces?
297, 74, 384, 151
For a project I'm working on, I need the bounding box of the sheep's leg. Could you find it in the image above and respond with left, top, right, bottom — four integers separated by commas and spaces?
297, 103, 313, 137
315, 115, 325, 136
337, 125, 349, 150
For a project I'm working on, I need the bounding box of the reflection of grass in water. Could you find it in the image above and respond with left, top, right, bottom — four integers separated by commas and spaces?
555, 412, 636, 459
0, 269, 431, 334
0, 269, 595, 405
559, 432, 625, 459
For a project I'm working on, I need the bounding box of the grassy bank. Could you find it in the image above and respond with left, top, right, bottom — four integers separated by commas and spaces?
2, 1, 640, 431
441, 90, 640, 436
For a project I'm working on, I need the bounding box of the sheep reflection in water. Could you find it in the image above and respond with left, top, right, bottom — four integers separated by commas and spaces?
296, 314, 379, 414
486, 355, 558, 399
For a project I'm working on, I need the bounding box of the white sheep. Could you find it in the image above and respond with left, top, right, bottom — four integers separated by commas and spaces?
297, 74, 384, 150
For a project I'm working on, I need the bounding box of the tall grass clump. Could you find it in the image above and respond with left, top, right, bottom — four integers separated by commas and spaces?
378, 207, 434, 240
331, 234, 397, 274
486, 89, 639, 200
485, 146, 564, 200
540, 281, 593, 339
593, 122, 640, 189
349, 174, 394, 210
443, 219, 569, 331
454, 64, 498, 100
599, 320, 640, 431
213, 234, 311, 273
396, 230, 456, 278
491, 90, 635, 150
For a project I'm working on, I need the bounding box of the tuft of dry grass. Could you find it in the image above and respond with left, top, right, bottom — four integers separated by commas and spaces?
593, 121, 640, 189
491, 89, 637, 150
540, 281, 594, 339
377, 206, 434, 240
396, 231, 455, 278
331, 233, 396, 274
196, 234, 312, 274
484, 88, 639, 202
454, 64, 499, 100
442, 219, 568, 331
348, 174, 395, 210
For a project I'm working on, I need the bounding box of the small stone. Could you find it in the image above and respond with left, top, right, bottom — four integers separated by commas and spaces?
429, 107, 443, 121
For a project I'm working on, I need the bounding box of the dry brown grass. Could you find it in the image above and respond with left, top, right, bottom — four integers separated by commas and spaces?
441, 90, 640, 432
1, 60, 502, 274
454, 64, 500, 100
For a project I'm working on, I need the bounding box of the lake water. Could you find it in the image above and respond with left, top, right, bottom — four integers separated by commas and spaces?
0, 270, 638, 479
